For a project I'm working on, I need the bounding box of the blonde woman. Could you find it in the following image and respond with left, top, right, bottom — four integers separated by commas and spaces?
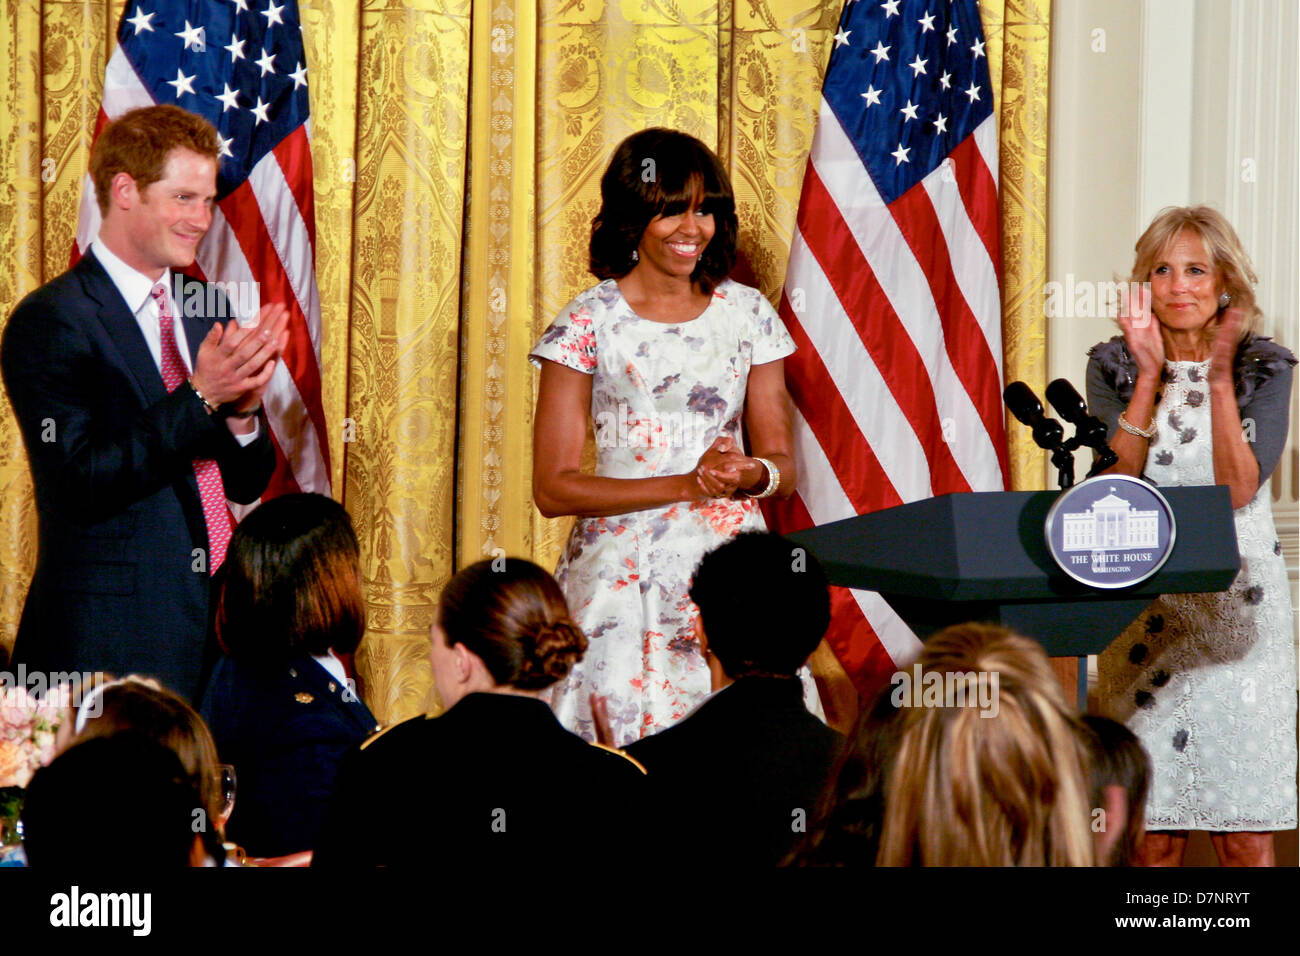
1086, 206, 1296, 866
876, 623, 1094, 867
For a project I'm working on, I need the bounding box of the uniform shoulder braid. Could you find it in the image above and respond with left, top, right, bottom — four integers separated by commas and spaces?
359, 714, 425, 752
588, 741, 647, 775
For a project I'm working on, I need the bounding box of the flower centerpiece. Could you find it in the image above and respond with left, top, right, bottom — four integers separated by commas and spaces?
0, 685, 69, 847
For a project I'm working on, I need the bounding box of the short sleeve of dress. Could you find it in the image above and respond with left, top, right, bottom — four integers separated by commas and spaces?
529, 296, 598, 374
747, 287, 796, 365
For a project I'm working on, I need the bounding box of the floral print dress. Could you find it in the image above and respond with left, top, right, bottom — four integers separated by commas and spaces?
1093, 357, 1297, 831
531, 279, 820, 746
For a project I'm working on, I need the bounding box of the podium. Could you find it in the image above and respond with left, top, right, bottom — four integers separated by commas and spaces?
786, 485, 1240, 704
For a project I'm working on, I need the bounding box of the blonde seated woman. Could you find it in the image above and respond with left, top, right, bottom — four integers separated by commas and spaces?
876, 623, 1094, 867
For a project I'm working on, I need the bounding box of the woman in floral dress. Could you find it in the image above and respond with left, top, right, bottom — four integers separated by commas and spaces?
1086, 206, 1296, 866
530, 129, 818, 747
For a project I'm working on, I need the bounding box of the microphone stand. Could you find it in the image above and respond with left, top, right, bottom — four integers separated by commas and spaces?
1050, 442, 1076, 490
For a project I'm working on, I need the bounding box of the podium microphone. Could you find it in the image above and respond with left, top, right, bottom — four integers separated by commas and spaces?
1003, 382, 1063, 451
1045, 378, 1118, 473
1044, 378, 1090, 425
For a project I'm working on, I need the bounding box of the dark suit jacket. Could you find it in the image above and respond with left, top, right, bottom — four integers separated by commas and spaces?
625, 676, 843, 866
201, 654, 379, 858
1, 252, 275, 700
313, 693, 646, 867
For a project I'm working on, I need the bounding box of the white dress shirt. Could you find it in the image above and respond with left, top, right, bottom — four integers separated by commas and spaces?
91, 239, 193, 372
313, 649, 348, 687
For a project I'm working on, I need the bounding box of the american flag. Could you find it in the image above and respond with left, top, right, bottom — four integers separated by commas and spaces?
72, 0, 330, 499
768, 0, 1008, 695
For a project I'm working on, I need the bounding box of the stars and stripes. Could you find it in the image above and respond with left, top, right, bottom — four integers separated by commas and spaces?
73, 0, 331, 501
769, 0, 1008, 694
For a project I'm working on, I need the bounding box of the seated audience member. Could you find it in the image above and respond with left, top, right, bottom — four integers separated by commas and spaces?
22, 734, 208, 867
1082, 714, 1151, 867
876, 623, 1094, 866
76, 676, 225, 863
313, 558, 644, 866
201, 493, 378, 858
787, 687, 904, 866
624, 532, 843, 866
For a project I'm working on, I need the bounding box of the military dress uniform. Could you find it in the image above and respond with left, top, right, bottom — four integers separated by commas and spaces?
313, 693, 645, 866
202, 654, 378, 858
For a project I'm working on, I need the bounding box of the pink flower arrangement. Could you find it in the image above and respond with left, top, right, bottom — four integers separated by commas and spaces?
0, 686, 69, 789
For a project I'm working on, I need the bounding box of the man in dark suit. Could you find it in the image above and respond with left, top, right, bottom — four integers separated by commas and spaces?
1, 105, 288, 701
625, 531, 843, 865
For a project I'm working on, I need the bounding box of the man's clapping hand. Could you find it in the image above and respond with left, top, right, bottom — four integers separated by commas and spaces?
190, 303, 290, 412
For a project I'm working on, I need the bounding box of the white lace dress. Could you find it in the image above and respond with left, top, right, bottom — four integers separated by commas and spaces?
1097, 359, 1298, 831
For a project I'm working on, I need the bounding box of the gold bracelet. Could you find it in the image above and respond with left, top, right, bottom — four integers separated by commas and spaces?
1117, 412, 1156, 440
745, 457, 780, 499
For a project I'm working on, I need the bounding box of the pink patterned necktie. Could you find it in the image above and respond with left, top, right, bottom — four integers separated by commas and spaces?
152, 283, 231, 572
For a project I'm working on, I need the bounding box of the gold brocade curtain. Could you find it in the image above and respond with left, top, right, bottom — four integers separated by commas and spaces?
982, 0, 1052, 492
0, 1, 1049, 725
458, 0, 846, 722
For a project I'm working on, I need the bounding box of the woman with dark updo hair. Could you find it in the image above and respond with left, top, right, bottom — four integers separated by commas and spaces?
530, 128, 819, 747
313, 558, 645, 867
201, 493, 378, 859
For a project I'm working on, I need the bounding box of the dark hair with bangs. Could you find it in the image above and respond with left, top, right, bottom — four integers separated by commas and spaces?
589, 128, 737, 294
216, 493, 365, 667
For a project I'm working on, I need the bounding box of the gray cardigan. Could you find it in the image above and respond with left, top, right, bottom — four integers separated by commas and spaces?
1085, 334, 1296, 486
